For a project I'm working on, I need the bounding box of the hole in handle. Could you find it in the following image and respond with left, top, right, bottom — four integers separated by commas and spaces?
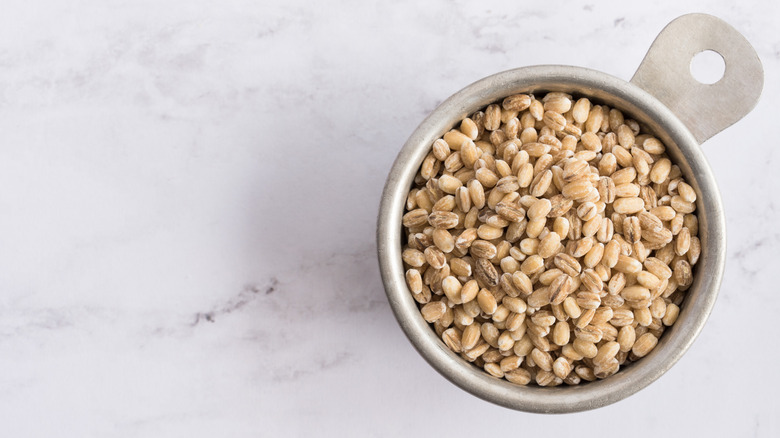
690, 50, 725, 84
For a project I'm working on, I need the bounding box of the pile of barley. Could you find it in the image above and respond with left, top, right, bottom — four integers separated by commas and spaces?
402, 92, 700, 386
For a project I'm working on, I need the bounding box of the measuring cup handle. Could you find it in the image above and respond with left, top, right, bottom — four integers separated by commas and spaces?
630, 13, 763, 144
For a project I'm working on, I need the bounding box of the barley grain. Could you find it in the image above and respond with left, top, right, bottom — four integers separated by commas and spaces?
632, 333, 658, 357
421, 301, 447, 322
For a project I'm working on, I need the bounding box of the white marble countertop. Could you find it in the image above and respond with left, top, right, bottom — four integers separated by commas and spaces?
1, 0, 778, 436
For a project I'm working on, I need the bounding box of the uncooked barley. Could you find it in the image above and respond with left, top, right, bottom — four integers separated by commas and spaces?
401, 91, 699, 385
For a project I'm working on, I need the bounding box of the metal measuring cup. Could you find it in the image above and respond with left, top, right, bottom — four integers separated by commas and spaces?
377, 14, 763, 413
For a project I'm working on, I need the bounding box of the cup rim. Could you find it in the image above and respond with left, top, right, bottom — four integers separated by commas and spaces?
377, 65, 725, 413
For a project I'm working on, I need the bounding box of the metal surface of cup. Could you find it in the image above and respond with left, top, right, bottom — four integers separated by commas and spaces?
377, 14, 763, 413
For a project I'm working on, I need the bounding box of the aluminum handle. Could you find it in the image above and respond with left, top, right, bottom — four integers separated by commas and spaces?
631, 13, 763, 144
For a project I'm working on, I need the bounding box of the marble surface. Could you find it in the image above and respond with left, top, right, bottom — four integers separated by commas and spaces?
0, 0, 778, 436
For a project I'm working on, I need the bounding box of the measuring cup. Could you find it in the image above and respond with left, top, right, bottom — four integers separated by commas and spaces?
377, 13, 763, 413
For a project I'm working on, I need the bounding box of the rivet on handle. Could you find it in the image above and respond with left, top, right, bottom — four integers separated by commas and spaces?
630, 13, 764, 144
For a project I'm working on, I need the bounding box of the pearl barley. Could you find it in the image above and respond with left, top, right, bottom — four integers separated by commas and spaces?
402, 92, 699, 386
